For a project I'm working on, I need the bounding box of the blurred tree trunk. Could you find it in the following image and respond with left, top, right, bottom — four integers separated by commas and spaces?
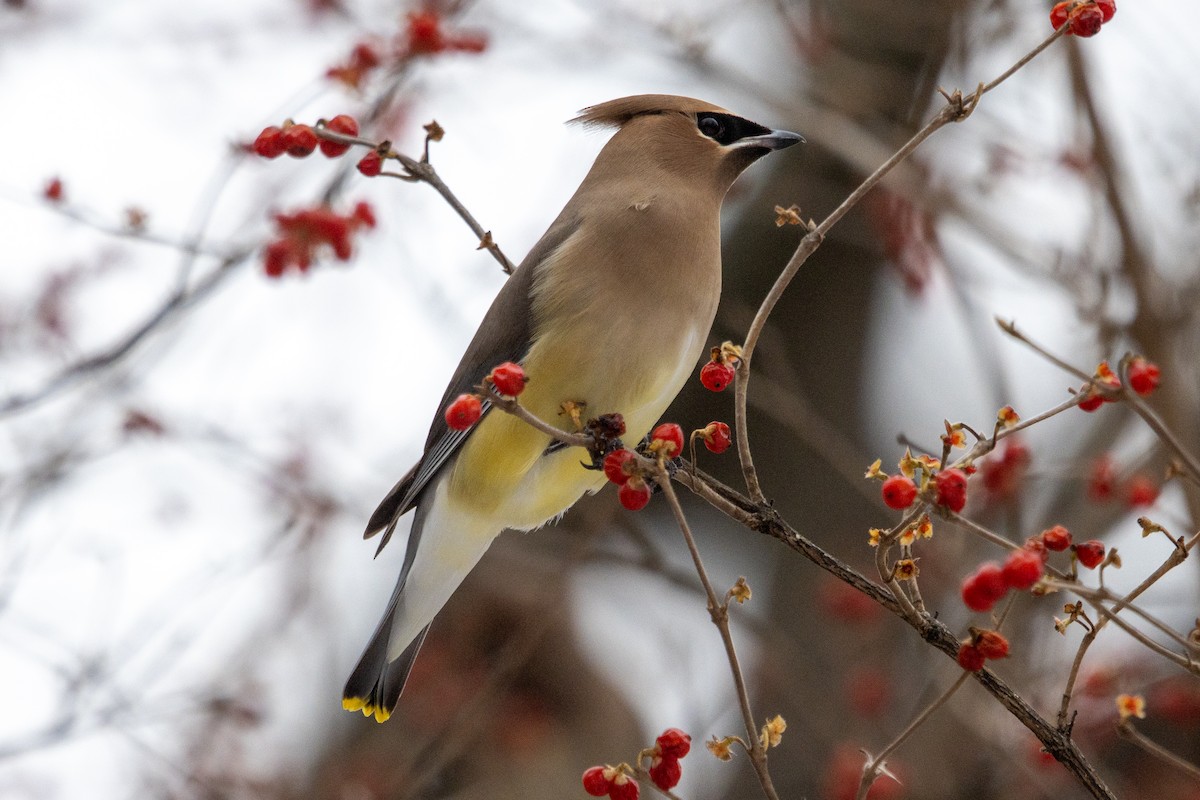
685, 1, 967, 796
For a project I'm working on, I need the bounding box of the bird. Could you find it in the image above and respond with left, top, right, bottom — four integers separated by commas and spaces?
343, 94, 802, 722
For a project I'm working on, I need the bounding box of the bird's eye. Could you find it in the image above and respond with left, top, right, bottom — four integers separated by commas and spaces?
698, 115, 724, 140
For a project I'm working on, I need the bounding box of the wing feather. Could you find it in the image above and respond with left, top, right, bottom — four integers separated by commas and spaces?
364, 214, 581, 548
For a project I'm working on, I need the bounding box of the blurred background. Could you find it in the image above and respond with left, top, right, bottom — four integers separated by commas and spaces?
2, 0, 1199, 798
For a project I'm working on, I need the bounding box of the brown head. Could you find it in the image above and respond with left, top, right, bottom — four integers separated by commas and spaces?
571, 94, 803, 197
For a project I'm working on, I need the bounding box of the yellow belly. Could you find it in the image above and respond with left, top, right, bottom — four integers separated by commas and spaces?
445, 318, 707, 529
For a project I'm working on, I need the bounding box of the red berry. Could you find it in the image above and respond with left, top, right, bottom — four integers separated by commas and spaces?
618, 477, 652, 511
351, 42, 380, 67
263, 239, 293, 278
974, 629, 1010, 660
1024, 536, 1049, 562
818, 578, 882, 625
352, 201, 376, 229
845, 666, 890, 717
1073, 540, 1106, 569
445, 393, 482, 431
253, 126, 286, 159
406, 10, 446, 54
957, 642, 986, 671
1126, 475, 1159, 507
1042, 525, 1072, 551
608, 774, 639, 800
43, 176, 64, 202
1069, 4, 1103, 36
961, 562, 1007, 612
1088, 455, 1116, 500
699, 360, 736, 392
980, 439, 1030, 499
1050, 1, 1071, 29
603, 450, 637, 485
282, 124, 318, 157
582, 767, 611, 797
319, 114, 359, 157
488, 361, 527, 396
649, 423, 684, 459
448, 33, 488, 53
934, 468, 968, 513
1095, 0, 1116, 22
1077, 391, 1105, 412
1128, 357, 1160, 396
357, 150, 383, 177
648, 757, 682, 791
656, 728, 691, 759
880, 475, 917, 510
1002, 548, 1044, 590
700, 421, 732, 454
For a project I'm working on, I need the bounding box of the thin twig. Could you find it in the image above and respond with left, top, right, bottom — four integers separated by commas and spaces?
314, 127, 516, 274
1117, 720, 1200, 782
1117, 355, 1200, 485
1057, 628, 1098, 731
733, 28, 1064, 503
674, 467, 1116, 800
654, 463, 781, 800
856, 672, 971, 800
1044, 580, 1200, 676
486, 390, 594, 449
995, 317, 1092, 382
0, 249, 250, 418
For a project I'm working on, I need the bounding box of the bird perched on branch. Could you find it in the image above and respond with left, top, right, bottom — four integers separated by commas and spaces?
344, 94, 802, 722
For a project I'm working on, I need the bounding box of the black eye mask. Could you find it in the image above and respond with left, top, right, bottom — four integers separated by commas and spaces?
696, 112, 772, 146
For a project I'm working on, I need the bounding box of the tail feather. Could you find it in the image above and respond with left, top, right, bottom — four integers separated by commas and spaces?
344, 476, 497, 722
343, 615, 431, 723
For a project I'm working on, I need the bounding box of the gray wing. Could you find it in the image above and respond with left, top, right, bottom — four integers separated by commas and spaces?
364, 214, 580, 552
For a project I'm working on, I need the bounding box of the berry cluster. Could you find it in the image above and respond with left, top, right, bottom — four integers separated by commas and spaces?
581, 728, 692, 799
603, 423, 681, 511
960, 525, 1107, 613
868, 452, 970, 514
325, 13, 487, 91
252, 113, 389, 178
443, 361, 528, 431
957, 628, 1011, 672
1077, 357, 1160, 412
602, 449, 651, 511
253, 115, 361, 160
262, 201, 376, 278
582, 766, 639, 800
1050, 0, 1116, 37
648, 728, 691, 791
980, 439, 1030, 501
1077, 360, 1121, 411
1087, 454, 1161, 507
698, 341, 742, 392
403, 10, 488, 56
934, 468, 968, 512
326, 42, 382, 90
604, 420, 734, 511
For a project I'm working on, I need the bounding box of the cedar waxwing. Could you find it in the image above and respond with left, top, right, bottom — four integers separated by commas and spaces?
343, 95, 802, 722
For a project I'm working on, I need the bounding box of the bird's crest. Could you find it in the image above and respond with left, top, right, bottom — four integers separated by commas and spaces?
570, 94, 729, 129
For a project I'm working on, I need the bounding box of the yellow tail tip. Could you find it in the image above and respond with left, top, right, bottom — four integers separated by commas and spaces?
343, 696, 391, 723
